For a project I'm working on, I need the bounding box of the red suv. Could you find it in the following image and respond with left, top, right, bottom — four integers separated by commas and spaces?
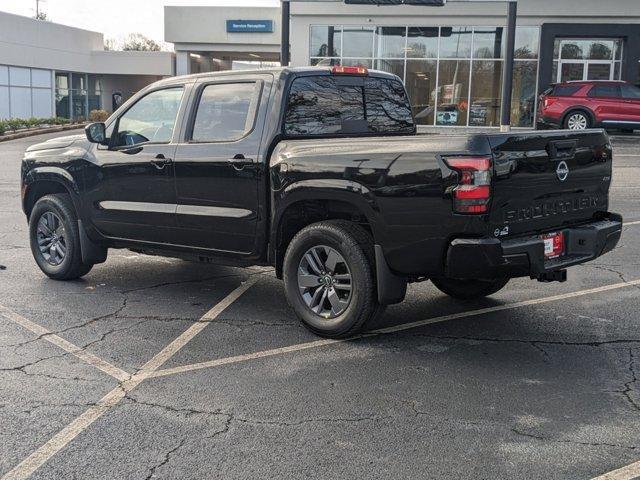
537, 80, 640, 131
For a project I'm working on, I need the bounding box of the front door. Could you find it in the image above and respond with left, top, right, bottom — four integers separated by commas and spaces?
171, 76, 271, 255
88, 86, 186, 244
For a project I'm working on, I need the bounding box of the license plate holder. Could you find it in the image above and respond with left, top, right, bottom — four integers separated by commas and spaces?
541, 231, 565, 259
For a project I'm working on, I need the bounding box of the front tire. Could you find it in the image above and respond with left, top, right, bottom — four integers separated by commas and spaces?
283, 220, 384, 338
431, 277, 509, 300
29, 194, 94, 280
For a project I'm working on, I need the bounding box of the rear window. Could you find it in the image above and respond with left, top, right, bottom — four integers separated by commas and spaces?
283, 75, 415, 137
550, 85, 582, 97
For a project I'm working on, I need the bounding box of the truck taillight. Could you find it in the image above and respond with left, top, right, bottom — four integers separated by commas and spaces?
331, 65, 368, 75
444, 156, 492, 214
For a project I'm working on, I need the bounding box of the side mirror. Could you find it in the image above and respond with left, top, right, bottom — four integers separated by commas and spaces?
85, 122, 107, 144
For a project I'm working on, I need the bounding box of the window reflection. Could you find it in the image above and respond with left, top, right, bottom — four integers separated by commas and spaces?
406, 27, 439, 59
470, 61, 503, 126
436, 60, 470, 126
439, 27, 472, 59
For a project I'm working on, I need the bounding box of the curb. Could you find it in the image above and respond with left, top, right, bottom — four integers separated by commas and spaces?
0, 124, 87, 143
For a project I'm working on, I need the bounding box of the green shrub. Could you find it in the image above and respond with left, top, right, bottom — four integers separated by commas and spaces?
54, 117, 70, 125
6, 119, 24, 131
89, 109, 110, 122
0, 121, 6, 136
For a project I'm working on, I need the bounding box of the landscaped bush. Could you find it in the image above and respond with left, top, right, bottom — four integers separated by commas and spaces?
89, 109, 110, 122
0, 116, 78, 136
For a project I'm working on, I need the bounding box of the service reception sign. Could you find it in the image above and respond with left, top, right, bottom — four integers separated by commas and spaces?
226, 20, 274, 33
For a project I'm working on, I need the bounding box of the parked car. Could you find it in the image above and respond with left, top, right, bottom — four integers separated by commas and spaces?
21, 66, 622, 338
537, 80, 640, 131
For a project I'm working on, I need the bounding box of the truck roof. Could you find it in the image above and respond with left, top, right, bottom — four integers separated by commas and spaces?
156, 66, 401, 86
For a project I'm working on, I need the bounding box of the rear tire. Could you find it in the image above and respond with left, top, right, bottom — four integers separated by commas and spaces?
431, 277, 509, 300
29, 194, 94, 280
283, 220, 385, 338
563, 110, 591, 130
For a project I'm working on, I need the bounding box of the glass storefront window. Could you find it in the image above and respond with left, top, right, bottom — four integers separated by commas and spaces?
439, 27, 472, 59
473, 27, 504, 59
309, 24, 541, 128
310, 26, 342, 57
55, 72, 70, 118
436, 60, 470, 126
405, 60, 437, 125
514, 27, 540, 59
469, 60, 503, 126
342, 26, 374, 58
406, 27, 439, 59
511, 61, 538, 127
375, 59, 404, 79
341, 58, 373, 69
375, 27, 407, 59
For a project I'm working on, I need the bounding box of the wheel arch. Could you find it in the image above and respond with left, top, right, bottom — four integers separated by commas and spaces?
270, 182, 382, 278
562, 107, 595, 128
23, 168, 81, 220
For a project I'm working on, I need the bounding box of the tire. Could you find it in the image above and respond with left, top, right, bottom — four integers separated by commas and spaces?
563, 110, 591, 130
283, 220, 385, 338
29, 194, 94, 280
431, 277, 510, 300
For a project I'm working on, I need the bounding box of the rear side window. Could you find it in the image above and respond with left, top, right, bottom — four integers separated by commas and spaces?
191, 82, 261, 142
621, 84, 640, 99
550, 85, 581, 97
284, 75, 414, 136
588, 84, 620, 98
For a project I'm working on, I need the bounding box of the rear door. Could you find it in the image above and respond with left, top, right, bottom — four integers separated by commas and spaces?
587, 83, 622, 123
487, 130, 612, 237
170, 74, 272, 254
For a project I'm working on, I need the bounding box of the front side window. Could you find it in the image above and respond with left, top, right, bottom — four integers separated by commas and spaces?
191, 82, 261, 142
284, 75, 414, 136
114, 87, 183, 147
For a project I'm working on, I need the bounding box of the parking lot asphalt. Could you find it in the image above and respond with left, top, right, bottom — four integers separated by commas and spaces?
0, 130, 639, 480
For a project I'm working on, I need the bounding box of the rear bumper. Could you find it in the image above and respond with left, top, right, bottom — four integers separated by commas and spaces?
444, 213, 623, 279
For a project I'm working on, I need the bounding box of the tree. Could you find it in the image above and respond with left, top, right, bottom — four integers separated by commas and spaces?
104, 38, 118, 51
122, 34, 160, 52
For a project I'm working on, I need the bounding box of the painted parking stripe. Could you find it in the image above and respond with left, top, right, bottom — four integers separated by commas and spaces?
624, 220, 640, 226
150, 278, 640, 379
0, 276, 258, 480
592, 460, 640, 480
0, 305, 130, 382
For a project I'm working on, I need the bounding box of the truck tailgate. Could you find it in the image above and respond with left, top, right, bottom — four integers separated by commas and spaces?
487, 130, 612, 237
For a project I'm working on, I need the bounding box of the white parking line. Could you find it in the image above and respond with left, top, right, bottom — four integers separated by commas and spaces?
0, 305, 130, 382
0, 276, 258, 480
150, 278, 640, 379
592, 460, 640, 480
624, 220, 640, 226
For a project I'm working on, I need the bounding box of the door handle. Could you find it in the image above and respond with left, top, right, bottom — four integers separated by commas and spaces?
227, 154, 254, 170
151, 154, 172, 170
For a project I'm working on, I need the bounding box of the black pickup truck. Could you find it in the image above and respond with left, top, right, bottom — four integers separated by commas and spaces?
21, 66, 622, 338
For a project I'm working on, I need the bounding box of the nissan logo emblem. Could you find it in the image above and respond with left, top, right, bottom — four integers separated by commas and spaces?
556, 161, 569, 182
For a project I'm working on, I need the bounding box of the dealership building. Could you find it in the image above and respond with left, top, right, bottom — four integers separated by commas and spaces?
0, 11, 174, 121
165, 0, 640, 129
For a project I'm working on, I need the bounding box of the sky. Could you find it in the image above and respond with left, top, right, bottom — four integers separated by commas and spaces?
0, 0, 279, 48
